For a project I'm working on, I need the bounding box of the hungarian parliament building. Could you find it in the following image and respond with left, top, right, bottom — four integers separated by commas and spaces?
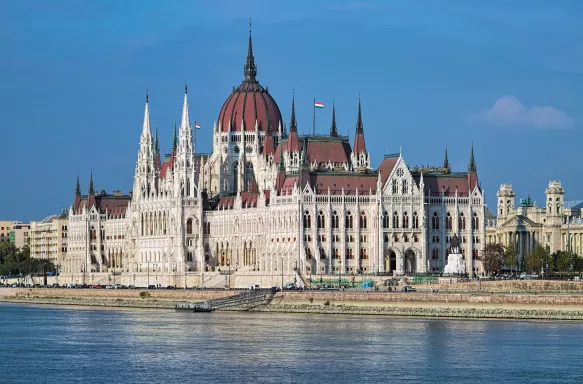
61, 28, 485, 287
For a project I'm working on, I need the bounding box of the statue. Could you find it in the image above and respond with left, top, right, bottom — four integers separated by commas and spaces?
449, 234, 460, 254
444, 233, 465, 275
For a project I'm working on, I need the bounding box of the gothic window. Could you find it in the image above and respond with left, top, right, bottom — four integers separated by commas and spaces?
403, 211, 409, 228
472, 213, 479, 230
402, 179, 408, 194
347, 248, 354, 259
383, 211, 389, 229
556, 204, 561, 214
459, 213, 466, 230
360, 211, 367, 229
432, 212, 440, 230
446, 212, 452, 230
432, 248, 439, 260
233, 162, 238, 192
303, 211, 312, 229
412, 212, 419, 229
346, 212, 354, 229
318, 211, 325, 229
332, 211, 339, 229
186, 218, 193, 235
392, 180, 398, 194
392, 211, 399, 228
334, 248, 340, 259
360, 248, 368, 260
245, 162, 254, 191
186, 179, 191, 196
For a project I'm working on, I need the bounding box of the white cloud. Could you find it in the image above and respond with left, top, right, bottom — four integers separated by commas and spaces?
469, 95, 575, 129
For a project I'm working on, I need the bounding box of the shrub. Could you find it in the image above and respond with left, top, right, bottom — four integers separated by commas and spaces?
324, 300, 330, 306
309, 297, 314, 304
139, 291, 151, 298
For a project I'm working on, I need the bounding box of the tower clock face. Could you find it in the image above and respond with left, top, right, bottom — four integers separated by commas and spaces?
396, 168, 404, 177
245, 146, 253, 154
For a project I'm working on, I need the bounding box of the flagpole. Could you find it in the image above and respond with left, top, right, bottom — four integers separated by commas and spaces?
313, 98, 316, 135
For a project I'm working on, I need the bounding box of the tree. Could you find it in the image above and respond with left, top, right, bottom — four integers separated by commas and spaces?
503, 245, 518, 274
480, 242, 505, 274
524, 246, 551, 273
552, 251, 575, 272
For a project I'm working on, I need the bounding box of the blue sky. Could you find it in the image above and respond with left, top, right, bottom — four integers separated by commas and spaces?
1, 0, 582, 221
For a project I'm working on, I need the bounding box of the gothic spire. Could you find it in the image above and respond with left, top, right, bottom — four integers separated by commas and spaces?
142, 90, 152, 137
244, 18, 257, 82
75, 175, 81, 196
330, 100, 338, 137
88, 171, 94, 195
172, 120, 177, 151
155, 126, 159, 153
469, 142, 477, 172
443, 145, 450, 173
289, 91, 297, 133
356, 95, 364, 133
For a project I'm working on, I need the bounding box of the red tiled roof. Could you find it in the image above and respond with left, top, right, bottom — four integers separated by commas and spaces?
263, 131, 275, 156
414, 173, 472, 196
377, 155, 399, 185
353, 131, 366, 153
306, 140, 351, 164
74, 195, 130, 218
217, 82, 282, 132
310, 173, 377, 195
160, 153, 175, 178
216, 192, 261, 210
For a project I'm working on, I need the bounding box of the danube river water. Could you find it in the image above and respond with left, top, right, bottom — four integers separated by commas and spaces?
0, 303, 582, 383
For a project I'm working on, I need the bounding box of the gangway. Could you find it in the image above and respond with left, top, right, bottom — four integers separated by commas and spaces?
175, 289, 276, 312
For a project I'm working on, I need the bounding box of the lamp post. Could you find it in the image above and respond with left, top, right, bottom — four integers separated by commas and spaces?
281, 257, 284, 289
338, 260, 342, 288
147, 256, 150, 288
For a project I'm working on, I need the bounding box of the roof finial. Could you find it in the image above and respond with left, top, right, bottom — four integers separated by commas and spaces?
75, 175, 81, 196
330, 99, 338, 137
244, 18, 257, 82
469, 141, 477, 172
88, 170, 94, 195
146, 88, 148, 103
356, 94, 363, 132
289, 90, 297, 132
443, 144, 451, 173
184, 81, 187, 94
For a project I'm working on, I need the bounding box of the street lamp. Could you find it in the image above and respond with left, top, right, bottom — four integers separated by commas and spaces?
281, 257, 284, 289
338, 260, 342, 288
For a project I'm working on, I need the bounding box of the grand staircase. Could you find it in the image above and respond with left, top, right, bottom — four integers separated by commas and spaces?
175, 289, 276, 312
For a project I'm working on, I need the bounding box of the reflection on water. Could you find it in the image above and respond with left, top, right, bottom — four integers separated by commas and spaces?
0, 303, 582, 384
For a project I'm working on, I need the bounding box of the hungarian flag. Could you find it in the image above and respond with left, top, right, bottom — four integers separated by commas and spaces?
314, 101, 324, 109
194, 123, 201, 129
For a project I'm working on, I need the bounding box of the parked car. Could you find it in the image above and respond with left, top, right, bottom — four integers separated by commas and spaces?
400, 285, 416, 292
249, 284, 260, 290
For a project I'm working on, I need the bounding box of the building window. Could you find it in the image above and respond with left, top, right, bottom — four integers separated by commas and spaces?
318, 211, 325, 229
346, 212, 353, 229
392, 211, 399, 228
403, 211, 409, 229
334, 248, 340, 259
432, 248, 439, 260
459, 213, 466, 230
446, 212, 452, 230
332, 211, 339, 229
392, 180, 398, 194
472, 213, 479, 230
186, 218, 193, 235
432, 212, 439, 230
360, 211, 367, 229
304, 211, 312, 229
412, 212, 419, 229
383, 211, 389, 229
347, 248, 354, 259
402, 179, 408, 194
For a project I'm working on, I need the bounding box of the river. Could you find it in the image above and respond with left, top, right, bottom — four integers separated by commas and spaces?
0, 303, 581, 383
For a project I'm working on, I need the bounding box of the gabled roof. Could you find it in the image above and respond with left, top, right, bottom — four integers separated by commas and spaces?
377, 154, 399, 185
73, 194, 130, 218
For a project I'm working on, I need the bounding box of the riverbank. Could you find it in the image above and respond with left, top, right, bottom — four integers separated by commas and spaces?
2, 287, 583, 320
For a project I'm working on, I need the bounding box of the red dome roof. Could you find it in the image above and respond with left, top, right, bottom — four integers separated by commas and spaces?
218, 83, 282, 132
217, 27, 282, 133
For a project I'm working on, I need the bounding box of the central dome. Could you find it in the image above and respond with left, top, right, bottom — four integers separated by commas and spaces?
217, 28, 282, 133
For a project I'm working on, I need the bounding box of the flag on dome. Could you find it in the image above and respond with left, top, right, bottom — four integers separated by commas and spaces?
314, 101, 324, 109
195, 122, 201, 129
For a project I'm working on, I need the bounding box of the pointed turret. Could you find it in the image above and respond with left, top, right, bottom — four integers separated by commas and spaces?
289, 91, 297, 133
330, 100, 338, 137
88, 171, 94, 195
75, 175, 81, 195
353, 96, 366, 153
155, 126, 159, 154
443, 145, 451, 173
468, 142, 477, 172
142, 91, 152, 137
172, 121, 177, 151
244, 18, 257, 82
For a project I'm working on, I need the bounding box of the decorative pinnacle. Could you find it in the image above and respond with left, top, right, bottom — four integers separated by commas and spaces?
146, 89, 148, 103
75, 175, 81, 196
469, 142, 477, 172
356, 95, 363, 132
330, 100, 338, 137
185, 82, 187, 94
289, 90, 297, 132
443, 145, 450, 172
88, 170, 94, 195
244, 18, 257, 82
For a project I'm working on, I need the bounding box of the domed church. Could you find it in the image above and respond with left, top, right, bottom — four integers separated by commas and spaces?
62, 26, 486, 288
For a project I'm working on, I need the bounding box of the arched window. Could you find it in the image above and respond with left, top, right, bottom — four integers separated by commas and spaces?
392, 211, 399, 228
402, 179, 408, 194
446, 212, 452, 230
186, 218, 193, 235
332, 211, 339, 229
431, 248, 439, 260
303, 211, 311, 229
383, 211, 389, 229
459, 213, 466, 230
403, 211, 409, 228
317, 210, 325, 229
186, 179, 191, 196
346, 212, 353, 229
432, 212, 440, 230
245, 162, 254, 191
233, 162, 238, 192
412, 212, 419, 229
472, 213, 479, 230
392, 180, 398, 194
360, 211, 367, 229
